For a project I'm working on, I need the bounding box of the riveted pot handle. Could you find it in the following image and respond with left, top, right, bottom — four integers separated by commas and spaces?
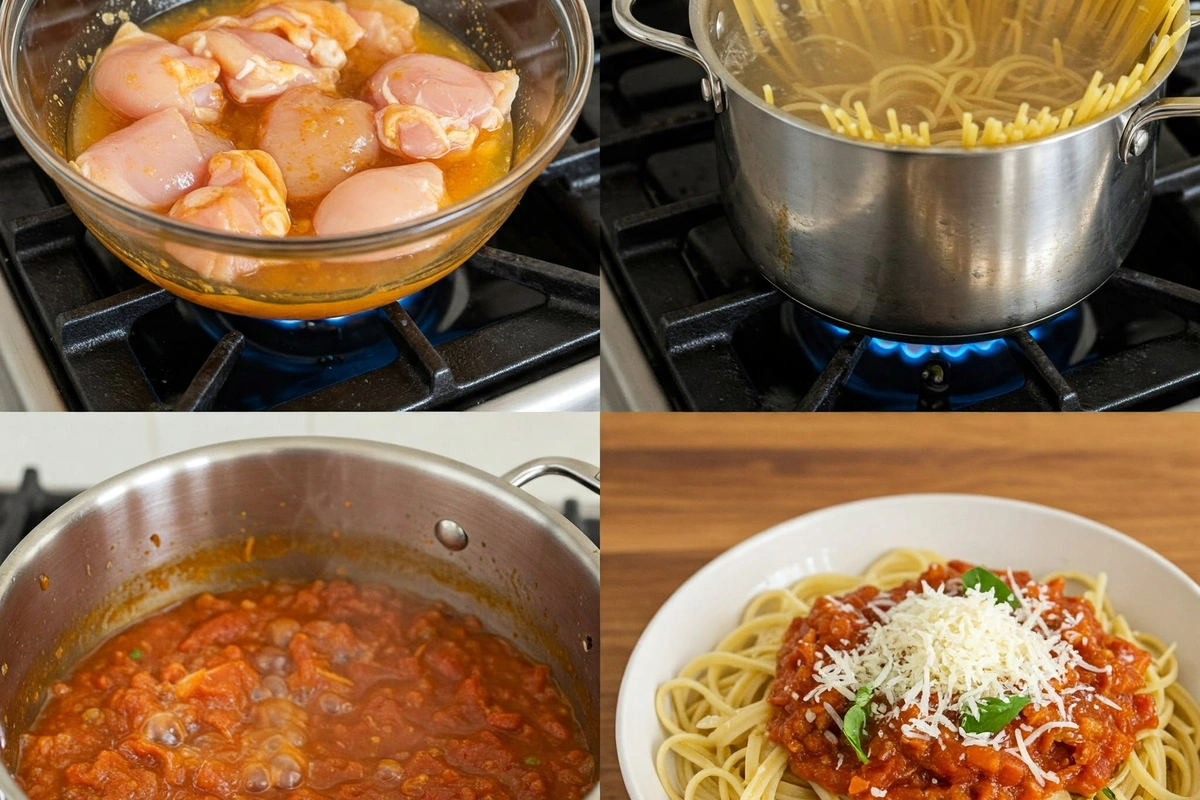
1121, 96, 1200, 162
611, 0, 725, 112
502, 458, 600, 495
1120, 13, 1200, 162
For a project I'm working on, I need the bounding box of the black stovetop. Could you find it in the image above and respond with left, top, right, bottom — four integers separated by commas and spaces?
0, 32, 601, 411
0, 470, 74, 559
600, 0, 1200, 411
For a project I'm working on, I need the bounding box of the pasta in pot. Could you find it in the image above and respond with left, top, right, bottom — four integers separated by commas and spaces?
720, 0, 1188, 146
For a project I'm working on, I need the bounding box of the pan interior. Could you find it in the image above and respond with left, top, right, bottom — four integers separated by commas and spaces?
0, 443, 599, 789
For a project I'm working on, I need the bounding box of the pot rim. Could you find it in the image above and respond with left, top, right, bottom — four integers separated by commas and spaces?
689, 0, 1189, 157
0, 435, 600, 800
0, 0, 594, 253
0, 436, 600, 577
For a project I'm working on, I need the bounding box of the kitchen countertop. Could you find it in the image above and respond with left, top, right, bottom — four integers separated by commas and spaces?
600, 413, 1200, 800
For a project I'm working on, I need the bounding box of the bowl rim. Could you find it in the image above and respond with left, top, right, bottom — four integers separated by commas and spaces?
0, 0, 594, 254
688, 0, 1191, 157
614, 492, 1200, 800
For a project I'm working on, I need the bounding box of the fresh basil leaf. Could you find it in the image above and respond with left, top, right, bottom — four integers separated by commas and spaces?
128, 648, 142, 661
855, 685, 873, 706
842, 704, 869, 764
1101, 789, 1116, 800
962, 567, 1020, 609
960, 695, 1031, 734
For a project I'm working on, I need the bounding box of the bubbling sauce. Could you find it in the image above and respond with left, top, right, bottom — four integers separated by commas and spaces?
16, 579, 596, 800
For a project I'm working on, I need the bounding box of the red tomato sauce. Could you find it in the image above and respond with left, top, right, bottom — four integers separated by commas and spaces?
17, 580, 595, 800
767, 561, 1156, 800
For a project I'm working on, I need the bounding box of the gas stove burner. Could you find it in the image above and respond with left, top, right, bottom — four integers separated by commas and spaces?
187, 269, 469, 361
786, 305, 1092, 409
852, 334, 1006, 362
169, 270, 473, 409
824, 315, 1075, 363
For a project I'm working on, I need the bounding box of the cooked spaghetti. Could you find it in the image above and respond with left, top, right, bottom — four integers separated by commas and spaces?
720, 0, 1189, 146
653, 550, 1200, 800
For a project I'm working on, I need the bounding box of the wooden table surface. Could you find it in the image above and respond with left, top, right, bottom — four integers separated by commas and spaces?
600, 413, 1200, 800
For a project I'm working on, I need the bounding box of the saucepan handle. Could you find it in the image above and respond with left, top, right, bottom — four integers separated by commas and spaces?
1120, 13, 1200, 162
611, 0, 726, 112
502, 457, 600, 495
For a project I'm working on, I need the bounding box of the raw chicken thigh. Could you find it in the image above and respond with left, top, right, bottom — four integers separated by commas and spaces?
168, 150, 290, 280
345, 0, 419, 55
171, 150, 290, 235
72, 108, 233, 208
196, 0, 363, 69
258, 86, 381, 200
70, 0, 518, 264
313, 162, 444, 236
366, 53, 518, 160
178, 26, 339, 104
90, 22, 224, 122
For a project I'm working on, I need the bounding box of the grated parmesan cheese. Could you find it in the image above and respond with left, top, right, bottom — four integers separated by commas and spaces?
1015, 729, 1046, 786
1024, 720, 1079, 746
823, 702, 844, 730
804, 579, 1103, 779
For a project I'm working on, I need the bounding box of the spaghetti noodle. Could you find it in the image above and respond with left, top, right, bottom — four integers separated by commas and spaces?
653, 550, 1200, 800
721, 0, 1188, 146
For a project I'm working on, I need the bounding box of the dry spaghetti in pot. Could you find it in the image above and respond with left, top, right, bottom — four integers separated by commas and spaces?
723, 0, 1188, 146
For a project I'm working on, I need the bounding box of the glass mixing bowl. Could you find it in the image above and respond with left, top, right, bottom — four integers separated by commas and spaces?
0, 0, 592, 318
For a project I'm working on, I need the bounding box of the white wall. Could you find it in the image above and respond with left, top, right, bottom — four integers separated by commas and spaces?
0, 413, 599, 512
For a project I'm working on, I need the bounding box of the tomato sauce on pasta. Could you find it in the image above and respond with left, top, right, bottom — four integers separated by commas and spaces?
767, 561, 1157, 800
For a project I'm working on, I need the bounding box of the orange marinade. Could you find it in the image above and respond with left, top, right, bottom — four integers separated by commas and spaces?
66, 0, 514, 235
767, 561, 1157, 800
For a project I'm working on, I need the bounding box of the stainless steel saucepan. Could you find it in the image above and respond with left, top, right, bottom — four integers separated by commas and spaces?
614, 0, 1200, 342
0, 438, 601, 800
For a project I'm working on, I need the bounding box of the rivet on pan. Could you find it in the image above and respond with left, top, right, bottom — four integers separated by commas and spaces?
1131, 129, 1151, 158
582, 635, 594, 652
434, 520, 468, 551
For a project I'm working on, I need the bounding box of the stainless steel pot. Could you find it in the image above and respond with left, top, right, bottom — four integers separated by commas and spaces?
0, 438, 600, 800
613, 1, 1200, 342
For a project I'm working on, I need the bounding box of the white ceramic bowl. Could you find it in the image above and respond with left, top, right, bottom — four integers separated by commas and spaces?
615, 493, 1200, 800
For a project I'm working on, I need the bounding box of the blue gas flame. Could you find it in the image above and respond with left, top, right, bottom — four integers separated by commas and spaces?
823, 308, 1077, 362
259, 290, 429, 328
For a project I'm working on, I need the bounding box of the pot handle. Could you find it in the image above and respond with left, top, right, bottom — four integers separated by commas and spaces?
611, 0, 725, 112
1120, 13, 1200, 162
502, 458, 600, 495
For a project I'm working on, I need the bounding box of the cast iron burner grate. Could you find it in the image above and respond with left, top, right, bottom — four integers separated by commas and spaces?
0, 43, 601, 410
0, 470, 73, 559
600, 0, 1200, 411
